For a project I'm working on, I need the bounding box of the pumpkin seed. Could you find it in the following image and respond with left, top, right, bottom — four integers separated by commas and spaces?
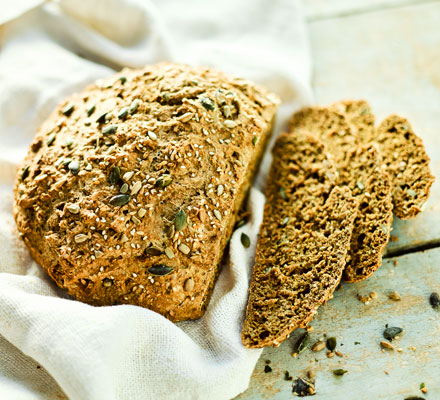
264, 365, 272, 373
109, 194, 130, 206
74, 234, 88, 243
381, 224, 389, 235
326, 337, 337, 351
46, 133, 56, 146
430, 292, 439, 309
148, 264, 173, 276
404, 397, 425, 400
119, 76, 127, 84
96, 112, 108, 124
156, 174, 173, 188
174, 209, 187, 231
162, 93, 169, 102
297, 332, 310, 354
21, 166, 29, 181
63, 158, 72, 166
118, 107, 129, 120
68, 160, 80, 175
65, 138, 74, 148
292, 377, 314, 396
108, 166, 120, 185
383, 327, 403, 341
145, 246, 163, 256
333, 369, 347, 376
279, 186, 287, 200
102, 125, 118, 135
252, 136, 258, 146
178, 243, 191, 255
62, 103, 74, 116
201, 97, 215, 111
241, 233, 250, 248
129, 99, 140, 114
86, 104, 96, 116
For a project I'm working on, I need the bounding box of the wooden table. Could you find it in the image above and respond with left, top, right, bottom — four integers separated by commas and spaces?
238, 1, 440, 398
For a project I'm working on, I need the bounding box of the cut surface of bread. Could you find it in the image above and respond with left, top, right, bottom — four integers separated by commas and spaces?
340, 145, 393, 282
241, 133, 357, 348
331, 100, 434, 220
375, 115, 434, 219
288, 107, 393, 283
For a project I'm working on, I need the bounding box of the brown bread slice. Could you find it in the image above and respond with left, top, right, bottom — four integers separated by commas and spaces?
330, 99, 375, 143
288, 107, 393, 283
340, 145, 393, 282
331, 100, 434, 219
241, 133, 357, 348
375, 115, 435, 219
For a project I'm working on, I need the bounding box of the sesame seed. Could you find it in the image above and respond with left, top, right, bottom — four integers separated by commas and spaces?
224, 120, 237, 128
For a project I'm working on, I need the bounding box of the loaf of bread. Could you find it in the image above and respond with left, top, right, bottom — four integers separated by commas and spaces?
13, 62, 279, 321
288, 107, 393, 283
241, 132, 357, 348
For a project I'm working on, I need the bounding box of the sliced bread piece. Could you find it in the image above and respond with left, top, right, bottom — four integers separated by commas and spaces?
241, 133, 357, 348
375, 115, 435, 219
289, 107, 393, 283
341, 145, 393, 282
330, 99, 375, 143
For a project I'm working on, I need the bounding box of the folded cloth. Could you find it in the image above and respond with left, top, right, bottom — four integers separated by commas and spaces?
0, 0, 312, 399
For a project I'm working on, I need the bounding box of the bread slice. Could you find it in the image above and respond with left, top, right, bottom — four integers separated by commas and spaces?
288, 107, 393, 283
375, 115, 435, 219
331, 100, 434, 219
341, 145, 393, 282
241, 133, 357, 348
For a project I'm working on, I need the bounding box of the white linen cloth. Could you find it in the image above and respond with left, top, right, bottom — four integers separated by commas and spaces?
0, 0, 312, 399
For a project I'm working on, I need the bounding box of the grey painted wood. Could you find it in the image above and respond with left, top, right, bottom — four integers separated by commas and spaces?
238, 248, 440, 399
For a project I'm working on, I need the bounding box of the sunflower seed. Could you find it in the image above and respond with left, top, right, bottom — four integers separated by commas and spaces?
120, 183, 129, 194
109, 194, 130, 206
62, 103, 74, 116
311, 341, 326, 352
356, 180, 365, 191
178, 243, 191, 255
147, 131, 157, 140
102, 278, 113, 287
174, 209, 187, 231
138, 208, 147, 218
217, 185, 224, 196
67, 204, 80, 214
224, 120, 237, 129
131, 216, 141, 225
21, 166, 30, 181
130, 181, 142, 195
383, 327, 403, 341
407, 189, 417, 197
380, 340, 394, 350
108, 166, 120, 185
178, 112, 194, 122
74, 234, 88, 243
123, 171, 134, 181
165, 247, 175, 259
148, 264, 173, 276
280, 186, 287, 200
223, 105, 232, 118
213, 209, 222, 221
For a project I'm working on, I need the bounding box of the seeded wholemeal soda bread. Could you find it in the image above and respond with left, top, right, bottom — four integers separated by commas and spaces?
241, 133, 357, 348
331, 100, 434, 219
13, 62, 279, 322
288, 107, 393, 283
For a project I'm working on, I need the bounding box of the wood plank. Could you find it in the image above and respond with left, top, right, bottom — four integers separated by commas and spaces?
309, 1, 440, 254
238, 247, 440, 399
302, 0, 437, 20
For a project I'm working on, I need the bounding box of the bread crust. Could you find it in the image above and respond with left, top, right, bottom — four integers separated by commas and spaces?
13, 62, 279, 321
